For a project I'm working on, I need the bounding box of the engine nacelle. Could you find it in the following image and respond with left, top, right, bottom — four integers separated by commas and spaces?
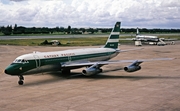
124, 65, 141, 72
82, 68, 102, 76
124, 60, 143, 72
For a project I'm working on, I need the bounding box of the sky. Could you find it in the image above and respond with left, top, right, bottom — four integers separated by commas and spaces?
0, 0, 180, 28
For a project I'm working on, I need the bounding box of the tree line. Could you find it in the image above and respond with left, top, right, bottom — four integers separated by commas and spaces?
0, 24, 180, 35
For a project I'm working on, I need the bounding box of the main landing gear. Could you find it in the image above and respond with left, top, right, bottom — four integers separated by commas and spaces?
18, 75, 24, 85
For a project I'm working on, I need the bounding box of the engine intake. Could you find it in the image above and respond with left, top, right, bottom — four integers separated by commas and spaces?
124, 65, 141, 72
82, 68, 102, 76
124, 60, 143, 72
82, 63, 103, 76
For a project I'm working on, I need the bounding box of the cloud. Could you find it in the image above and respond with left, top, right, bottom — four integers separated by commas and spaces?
10, 0, 25, 2
0, 0, 180, 28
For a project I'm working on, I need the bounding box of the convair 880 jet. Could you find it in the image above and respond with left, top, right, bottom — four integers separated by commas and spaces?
4, 22, 172, 85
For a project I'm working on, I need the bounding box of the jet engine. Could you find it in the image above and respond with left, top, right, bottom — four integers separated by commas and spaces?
82, 63, 102, 76
124, 60, 143, 72
124, 65, 141, 72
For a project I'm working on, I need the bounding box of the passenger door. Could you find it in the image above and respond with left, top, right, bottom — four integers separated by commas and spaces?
68, 56, 71, 62
33, 55, 41, 68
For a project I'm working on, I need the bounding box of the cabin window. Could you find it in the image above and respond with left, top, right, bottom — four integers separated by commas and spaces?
13, 59, 29, 63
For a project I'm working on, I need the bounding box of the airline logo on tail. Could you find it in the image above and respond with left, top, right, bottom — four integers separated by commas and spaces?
104, 22, 121, 49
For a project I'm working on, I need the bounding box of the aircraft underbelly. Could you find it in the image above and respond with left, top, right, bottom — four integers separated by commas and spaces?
22, 64, 60, 75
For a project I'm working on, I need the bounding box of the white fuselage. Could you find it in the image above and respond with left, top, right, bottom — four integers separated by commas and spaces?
136, 35, 158, 39
12, 48, 119, 75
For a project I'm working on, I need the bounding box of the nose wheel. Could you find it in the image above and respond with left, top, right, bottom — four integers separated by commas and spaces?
18, 75, 24, 85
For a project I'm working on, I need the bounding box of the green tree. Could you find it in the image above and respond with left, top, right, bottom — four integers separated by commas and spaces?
67, 25, 71, 34
2, 25, 12, 35
80, 28, 85, 34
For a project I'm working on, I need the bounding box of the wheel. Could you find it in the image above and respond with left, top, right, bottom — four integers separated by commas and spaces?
18, 80, 24, 85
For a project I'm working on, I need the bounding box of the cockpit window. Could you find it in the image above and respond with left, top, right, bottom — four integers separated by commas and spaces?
17, 59, 22, 63
13, 59, 29, 63
22, 59, 25, 62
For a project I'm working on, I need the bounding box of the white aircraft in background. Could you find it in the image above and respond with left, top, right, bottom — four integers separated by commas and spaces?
134, 27, 159, 42
127, 28, 176, 46
4, 22, 173, 85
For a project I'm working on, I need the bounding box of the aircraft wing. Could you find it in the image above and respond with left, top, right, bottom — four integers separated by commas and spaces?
163, 38, 178, 41
120, 38, 147, 41
61, 58, 174, 68
119, 38, 135, 40
119, 47, 144, 52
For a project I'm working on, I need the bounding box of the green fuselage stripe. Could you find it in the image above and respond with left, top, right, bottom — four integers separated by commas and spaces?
8, 51, 117, 75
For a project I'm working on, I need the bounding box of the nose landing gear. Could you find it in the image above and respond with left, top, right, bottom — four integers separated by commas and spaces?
18, 75, 24, 85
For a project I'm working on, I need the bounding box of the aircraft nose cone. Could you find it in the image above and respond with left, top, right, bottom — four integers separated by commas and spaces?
5, 64, 22, 75
4, 69, 7, 74
4, 69, 9, 74
4, 67, 16, 75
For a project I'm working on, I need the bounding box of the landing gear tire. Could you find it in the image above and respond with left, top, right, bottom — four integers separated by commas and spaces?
18, 75, 24, 85
18, 80, 24, 85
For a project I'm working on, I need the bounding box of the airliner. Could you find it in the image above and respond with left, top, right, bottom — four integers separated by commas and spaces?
134, 27, 159, 42
133, 28, 177, 45
4, 22, 172, 85
122, 27, 167, 45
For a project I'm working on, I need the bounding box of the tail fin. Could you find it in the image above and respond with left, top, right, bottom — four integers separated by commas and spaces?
136, 27, 139, 36
104, 22, 121, 49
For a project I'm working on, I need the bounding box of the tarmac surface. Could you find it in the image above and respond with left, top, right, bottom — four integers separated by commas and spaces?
0, 43, 180, 111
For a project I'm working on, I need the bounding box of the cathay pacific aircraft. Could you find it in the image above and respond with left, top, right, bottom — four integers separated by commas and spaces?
4, 22, 172, 85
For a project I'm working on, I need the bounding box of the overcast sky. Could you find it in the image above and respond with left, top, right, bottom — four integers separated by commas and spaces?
0, 0, 180, 28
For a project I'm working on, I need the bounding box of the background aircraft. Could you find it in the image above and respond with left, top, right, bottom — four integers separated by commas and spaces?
134, 27, 159, 42
4, 22, 173, 85
123, 27, 176, 46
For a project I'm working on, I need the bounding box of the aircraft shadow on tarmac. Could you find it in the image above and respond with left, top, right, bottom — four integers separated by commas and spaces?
23, 68, 180, 86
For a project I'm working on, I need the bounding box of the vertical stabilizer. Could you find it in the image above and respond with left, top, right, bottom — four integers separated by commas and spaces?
136, 27, 139, 36
104, 22, 121, 49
